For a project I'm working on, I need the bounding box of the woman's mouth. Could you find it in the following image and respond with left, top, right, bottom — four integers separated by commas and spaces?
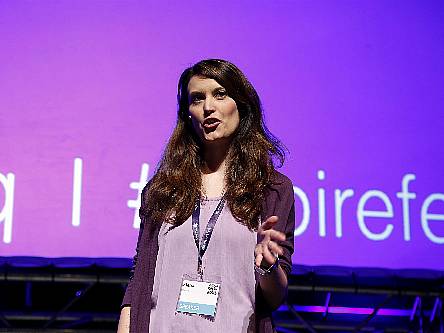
203, 118, 221, 129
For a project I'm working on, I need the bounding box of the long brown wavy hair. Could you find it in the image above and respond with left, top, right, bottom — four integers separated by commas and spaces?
142, 59, 286, 230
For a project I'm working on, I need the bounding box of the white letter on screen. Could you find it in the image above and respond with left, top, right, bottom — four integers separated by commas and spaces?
396, 173, 416, 241
317, 170, 326, 237
357, 190, 394, 241
421, 193, 444, 244
72, 158, 83, 227
128, 163, 150, 229
0, 172, 15, 243
293, 186, 310, 236
334, 189, 354, 238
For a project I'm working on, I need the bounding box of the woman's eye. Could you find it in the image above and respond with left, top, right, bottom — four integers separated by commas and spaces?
215, 91, 226, 99
191, 96, 203, 104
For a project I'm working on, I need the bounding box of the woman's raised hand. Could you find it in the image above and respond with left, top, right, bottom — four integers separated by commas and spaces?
255, 216, 286, 268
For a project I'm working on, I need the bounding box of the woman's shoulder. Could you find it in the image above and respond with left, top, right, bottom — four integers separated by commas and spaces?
268, 170, 294, 195
140, 180, 152, 205
261, 170, 294, 225
261, 170, 294, 210
139, 179, 154, 220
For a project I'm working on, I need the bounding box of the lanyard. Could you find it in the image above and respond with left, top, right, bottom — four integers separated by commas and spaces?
192, 198, 225, 279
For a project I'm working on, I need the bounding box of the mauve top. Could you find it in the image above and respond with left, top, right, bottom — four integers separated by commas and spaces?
122, 171, 295, 333
149, 198, 257, 332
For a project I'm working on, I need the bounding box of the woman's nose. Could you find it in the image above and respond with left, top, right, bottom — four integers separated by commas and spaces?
203, 97, 216, 114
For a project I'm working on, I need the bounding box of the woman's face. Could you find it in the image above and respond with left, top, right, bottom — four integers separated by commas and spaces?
187, 76, 240, 146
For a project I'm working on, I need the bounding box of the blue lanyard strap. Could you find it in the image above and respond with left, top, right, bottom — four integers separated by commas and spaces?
192, 198, 225, 278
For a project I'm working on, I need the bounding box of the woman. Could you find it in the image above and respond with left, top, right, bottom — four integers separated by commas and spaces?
118, 59, 295, 333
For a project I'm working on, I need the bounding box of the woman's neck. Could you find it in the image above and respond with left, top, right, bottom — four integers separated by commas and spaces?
200, 141, 231, 198
201, 140, 231, 174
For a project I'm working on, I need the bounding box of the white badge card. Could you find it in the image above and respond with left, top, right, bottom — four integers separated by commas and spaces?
176, 278, 220, 317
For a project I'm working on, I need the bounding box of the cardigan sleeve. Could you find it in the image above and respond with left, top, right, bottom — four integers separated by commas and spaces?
121, 185, 149, 308
256, 172, 295, 321
121, 218, 145, 308
262, 172, 295, 277
277, 196, 295, 277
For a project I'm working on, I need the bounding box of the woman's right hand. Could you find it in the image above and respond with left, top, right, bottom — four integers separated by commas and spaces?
117, 306, 130, 333
254, 215, 286, 269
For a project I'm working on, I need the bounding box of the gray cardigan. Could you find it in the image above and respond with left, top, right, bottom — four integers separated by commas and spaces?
122, 171, 295, 332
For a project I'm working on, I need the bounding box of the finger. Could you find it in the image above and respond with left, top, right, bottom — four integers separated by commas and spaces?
261, 243, 278, 266
269, 229, 286, 242
255, 250, 263, 267
254, 244, 262, 257
258, 230, 285, 246
259, 216, 279, 232
268, 240, 284, 256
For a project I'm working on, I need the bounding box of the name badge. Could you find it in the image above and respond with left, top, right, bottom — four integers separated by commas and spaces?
176, 278, 220, 317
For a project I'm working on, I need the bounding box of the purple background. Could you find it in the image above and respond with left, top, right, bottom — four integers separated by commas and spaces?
1, 1, 443, 269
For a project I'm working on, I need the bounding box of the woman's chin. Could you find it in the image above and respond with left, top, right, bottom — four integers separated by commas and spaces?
202, 132, 221, 141
202, 135, 231, 146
